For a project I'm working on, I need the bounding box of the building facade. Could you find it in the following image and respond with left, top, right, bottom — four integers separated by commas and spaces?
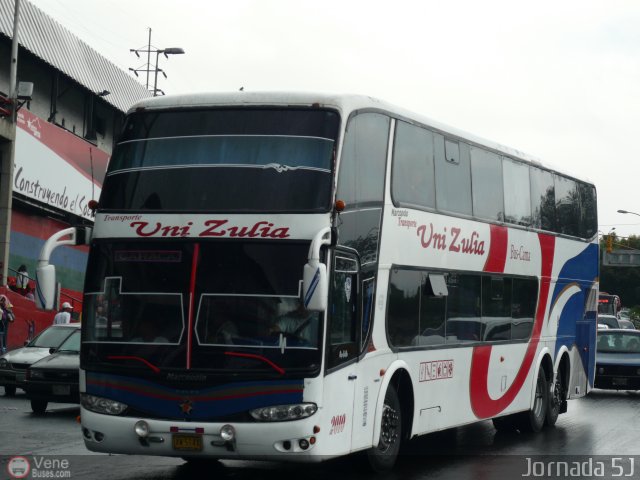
0, 0, 151, 346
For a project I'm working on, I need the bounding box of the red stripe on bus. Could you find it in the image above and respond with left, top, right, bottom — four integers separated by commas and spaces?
483, 224, 508, 273
470, 233, 555, 418
186, 243, 200, 369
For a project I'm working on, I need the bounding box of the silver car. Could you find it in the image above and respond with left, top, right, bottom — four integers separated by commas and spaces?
0, 323, 80, 396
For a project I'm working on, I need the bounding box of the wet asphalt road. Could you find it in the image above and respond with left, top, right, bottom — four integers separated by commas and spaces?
1, 387, 639, 480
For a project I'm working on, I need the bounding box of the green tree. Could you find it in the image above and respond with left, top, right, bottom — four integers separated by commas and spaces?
600, 234, 640, 309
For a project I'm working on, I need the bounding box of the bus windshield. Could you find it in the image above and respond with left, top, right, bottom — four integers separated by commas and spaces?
101, 108, 340, 213
81, 240, 322, 374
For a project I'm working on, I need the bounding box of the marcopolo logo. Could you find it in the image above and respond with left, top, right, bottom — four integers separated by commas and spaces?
7, 456, 30, 479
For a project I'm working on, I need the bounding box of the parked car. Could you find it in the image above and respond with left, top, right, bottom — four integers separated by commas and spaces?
595, 329, 640, 390
24, 328, 80, 413
598, 314, 621, 329
0, 323, 80, 396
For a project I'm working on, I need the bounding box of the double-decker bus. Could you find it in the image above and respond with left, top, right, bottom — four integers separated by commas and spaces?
36, 93, 598, 471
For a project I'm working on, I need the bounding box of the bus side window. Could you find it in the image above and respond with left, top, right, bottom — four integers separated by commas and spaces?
418, 273, 447, 346
481, 276, 512, 341
446, 273, 481, 343
387, 269, 420, 348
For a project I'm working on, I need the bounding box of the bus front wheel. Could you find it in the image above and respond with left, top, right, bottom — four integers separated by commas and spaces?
367, 385, 402, 472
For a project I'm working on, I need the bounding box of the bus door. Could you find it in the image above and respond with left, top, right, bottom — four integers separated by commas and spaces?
323, 250, 360, 453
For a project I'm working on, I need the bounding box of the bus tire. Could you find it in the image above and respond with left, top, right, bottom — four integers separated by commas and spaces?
519, 367, 548, 433
545, 369, 564, 427
3, 385, 16, 396
31, 399, 48, 414
367, 385, 402, 472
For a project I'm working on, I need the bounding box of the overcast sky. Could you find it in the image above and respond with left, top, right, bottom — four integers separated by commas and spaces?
28, 0, 640, 238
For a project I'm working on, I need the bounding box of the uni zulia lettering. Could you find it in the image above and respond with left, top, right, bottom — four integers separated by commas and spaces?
129, 220, 290, 239
417, 223, 485, 256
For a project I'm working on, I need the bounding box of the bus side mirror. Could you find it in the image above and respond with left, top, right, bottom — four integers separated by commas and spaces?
36, 227, 91, 311
35, 264, 56, 310
303, 261, 327, 312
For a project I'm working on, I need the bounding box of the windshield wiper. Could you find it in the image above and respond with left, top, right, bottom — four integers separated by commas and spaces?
224, 351, 285, 375
107, 355, 160, 374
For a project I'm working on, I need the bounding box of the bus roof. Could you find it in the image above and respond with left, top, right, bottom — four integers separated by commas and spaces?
129, 91, 589, 184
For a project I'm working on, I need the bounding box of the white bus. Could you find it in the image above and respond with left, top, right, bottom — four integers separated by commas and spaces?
36, 93, 598, 471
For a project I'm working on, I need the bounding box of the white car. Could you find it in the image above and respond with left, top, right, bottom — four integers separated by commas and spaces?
0, 324, 80, 396
598, 314, 621, 329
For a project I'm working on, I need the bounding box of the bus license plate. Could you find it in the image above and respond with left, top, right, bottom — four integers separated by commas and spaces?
172, 434, 203, 451
52, 385, 71, 396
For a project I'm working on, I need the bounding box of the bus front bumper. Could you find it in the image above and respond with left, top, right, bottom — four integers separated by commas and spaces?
80, 407, 326, 462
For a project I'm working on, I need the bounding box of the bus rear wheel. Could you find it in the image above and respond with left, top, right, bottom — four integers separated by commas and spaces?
367, 385, 402, 472
545, 370, 564, 427
3, 385, 16, 397
518, 367, 548, 433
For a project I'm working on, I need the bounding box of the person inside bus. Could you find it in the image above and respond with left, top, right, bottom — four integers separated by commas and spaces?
270, 298, 317, 345
131, 316, 169, 343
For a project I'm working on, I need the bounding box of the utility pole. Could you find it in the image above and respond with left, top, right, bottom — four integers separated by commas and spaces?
129, 29, 184, 96
0, 0, 21, 285
145, 28, 151, 90
129, 28, 157, 91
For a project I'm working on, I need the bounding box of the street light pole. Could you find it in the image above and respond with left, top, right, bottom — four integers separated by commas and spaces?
153, 47, 185, 96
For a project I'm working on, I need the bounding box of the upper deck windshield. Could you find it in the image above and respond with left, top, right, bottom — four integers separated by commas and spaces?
81, 240, 322, 376
101, 108, 340, 212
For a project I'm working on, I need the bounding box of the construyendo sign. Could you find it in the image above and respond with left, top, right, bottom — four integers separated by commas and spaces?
13, 110, 109, 220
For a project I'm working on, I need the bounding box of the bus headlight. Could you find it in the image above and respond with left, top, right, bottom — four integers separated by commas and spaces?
81, 393, 128, 415
0, 358, 8, 368
250, 403, 317, 422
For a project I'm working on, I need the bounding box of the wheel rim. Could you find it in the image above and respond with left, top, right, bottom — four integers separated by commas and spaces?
533, 375, 545, 418
378, 403, 400, 453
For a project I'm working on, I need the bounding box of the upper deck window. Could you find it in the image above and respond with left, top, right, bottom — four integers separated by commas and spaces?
337, 112, 390, 207
101, 108, 340, 213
